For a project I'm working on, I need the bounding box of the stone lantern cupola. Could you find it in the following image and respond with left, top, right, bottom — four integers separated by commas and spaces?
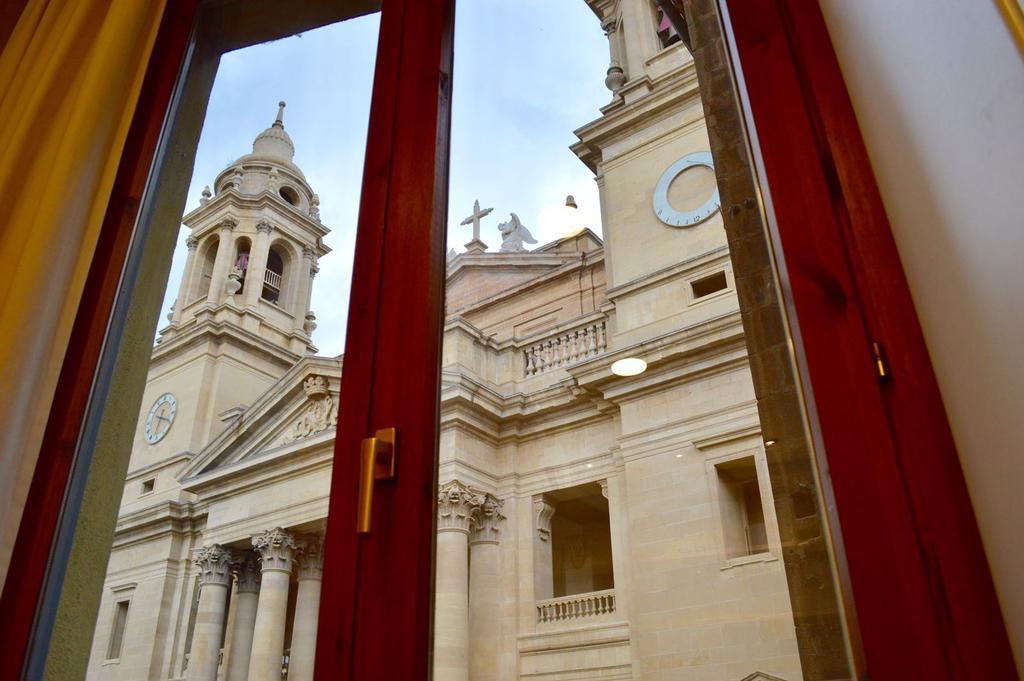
159, 100, 331, 375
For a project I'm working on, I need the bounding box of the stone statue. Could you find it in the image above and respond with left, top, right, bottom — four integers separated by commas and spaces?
497, 213, 537, 252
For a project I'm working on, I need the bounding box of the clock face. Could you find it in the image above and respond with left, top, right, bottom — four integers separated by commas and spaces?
145, 393, 177, 444
652, 151, 721, 228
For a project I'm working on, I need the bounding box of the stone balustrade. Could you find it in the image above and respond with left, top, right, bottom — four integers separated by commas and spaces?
523, 320, 607, 376
536, 589, 616, 624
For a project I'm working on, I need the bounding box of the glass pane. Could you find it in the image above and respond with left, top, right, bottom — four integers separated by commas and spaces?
65, 8, 379, 681
434, 2, 856, 680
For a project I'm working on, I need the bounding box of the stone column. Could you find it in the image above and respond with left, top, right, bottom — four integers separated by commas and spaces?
601, 476, 632, 620
620, 0, 661, 78
532, 496, 556, 600
287, 535, 324, 681
292, 245, 317, 334
248, 528, 297, 681
469, 493, 504, 681
225, 552, 261, 681
434, 481, 480, 681
207, 217, 238, 305
172, 235, 200, 323
187, 545, 232, 681
243, 220, 273, 308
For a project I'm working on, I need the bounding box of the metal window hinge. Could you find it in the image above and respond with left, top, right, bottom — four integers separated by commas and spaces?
872, 341, 890, 381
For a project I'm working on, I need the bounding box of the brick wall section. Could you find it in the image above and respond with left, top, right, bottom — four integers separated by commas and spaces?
680, 0, 854, 677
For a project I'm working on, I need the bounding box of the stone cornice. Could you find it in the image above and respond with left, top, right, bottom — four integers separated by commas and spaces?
572, 65, 703, 172
182, 189, 330, 252
123, 452, 193, 482
112, 500, 201, 549
182, 431, 333, 502
446, 250, 605, 319
152, 313, 303, 368
437, 312, 747, 432
604, 246, 730, 301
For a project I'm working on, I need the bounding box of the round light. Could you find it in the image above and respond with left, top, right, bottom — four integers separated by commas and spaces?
611, 357, 647, 377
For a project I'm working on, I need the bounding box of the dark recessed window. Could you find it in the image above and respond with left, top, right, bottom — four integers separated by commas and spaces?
106, 600, 130, 660
691, 271, 728, 299
279, 185, 300, 206
141, 479, 155, 495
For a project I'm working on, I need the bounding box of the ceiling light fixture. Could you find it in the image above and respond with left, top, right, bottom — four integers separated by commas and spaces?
611, 357, 647, 376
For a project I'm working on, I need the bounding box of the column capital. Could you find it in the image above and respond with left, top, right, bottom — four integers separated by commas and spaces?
194, 544, 233, 586
438, 480, 483, 533
533, 496, 556, 542
217, 217, 238, 232
232, 550, 262, 594
186, 235, 199, 251
470, 493, 505, 545
252, 527, 298, 573
296, 535, 325, 582
256, 219, 274, 235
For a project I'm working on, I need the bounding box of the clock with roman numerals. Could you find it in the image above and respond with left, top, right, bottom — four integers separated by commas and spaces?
144, 393, 177, 444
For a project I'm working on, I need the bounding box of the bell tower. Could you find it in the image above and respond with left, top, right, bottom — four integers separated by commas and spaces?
133, 102, 331, 467
575, 1, 728, 348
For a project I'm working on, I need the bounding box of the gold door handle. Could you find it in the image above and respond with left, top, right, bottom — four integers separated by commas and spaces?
357, 427, 397, 534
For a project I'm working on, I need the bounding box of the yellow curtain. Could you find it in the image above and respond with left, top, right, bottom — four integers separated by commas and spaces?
0, 0, 168, 587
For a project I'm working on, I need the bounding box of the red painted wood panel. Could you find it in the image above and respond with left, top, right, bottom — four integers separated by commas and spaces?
315, 0, 454, 678
721, 0, 1016, 677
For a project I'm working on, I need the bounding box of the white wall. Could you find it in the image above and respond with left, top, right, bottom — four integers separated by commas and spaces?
819, 0, 1024, 670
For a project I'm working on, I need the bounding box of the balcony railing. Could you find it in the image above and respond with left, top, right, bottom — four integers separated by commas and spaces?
264, 268, 282, 291
536, 588, 616, 624
524, 320, 606, 377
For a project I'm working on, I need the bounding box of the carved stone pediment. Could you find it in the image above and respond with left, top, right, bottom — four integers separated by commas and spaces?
178, 358, 343, 480
740, 673, 788, 681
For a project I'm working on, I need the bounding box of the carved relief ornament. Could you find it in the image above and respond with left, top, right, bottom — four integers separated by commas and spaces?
252, 527, 298, 573
193, 544, 233, 586
280, 374, 337, 444
232, 550, 262, 594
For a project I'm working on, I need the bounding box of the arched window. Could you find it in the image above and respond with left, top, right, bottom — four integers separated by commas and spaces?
262, 246, 286, 304
196, 238, 219, 300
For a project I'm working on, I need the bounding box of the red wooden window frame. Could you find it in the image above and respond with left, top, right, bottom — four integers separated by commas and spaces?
720, 1, 1016, 676
0, 0, 1014, 679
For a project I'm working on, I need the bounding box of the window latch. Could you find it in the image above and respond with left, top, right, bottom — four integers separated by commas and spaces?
357, 427, 397, 535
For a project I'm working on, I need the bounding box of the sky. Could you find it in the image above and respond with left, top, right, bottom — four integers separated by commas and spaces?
160, 2, 610, 355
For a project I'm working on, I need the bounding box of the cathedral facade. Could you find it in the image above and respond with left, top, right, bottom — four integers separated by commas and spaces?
87, 3, 804, 680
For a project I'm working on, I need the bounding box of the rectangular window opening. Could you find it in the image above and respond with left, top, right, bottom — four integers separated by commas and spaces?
691, 270, 728, 299
106, 600, 129, 661
140, 478, 155, 495
716, 456, 769, 559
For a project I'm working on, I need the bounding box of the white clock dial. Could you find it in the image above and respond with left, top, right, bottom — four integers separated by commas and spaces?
652, 151, 721, 228
145, 393, 177, 444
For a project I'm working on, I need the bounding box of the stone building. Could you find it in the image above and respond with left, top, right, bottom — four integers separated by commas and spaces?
87, 3, 805, 680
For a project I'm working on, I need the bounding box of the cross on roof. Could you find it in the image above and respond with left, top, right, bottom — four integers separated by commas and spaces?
459, 199, 493, 253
